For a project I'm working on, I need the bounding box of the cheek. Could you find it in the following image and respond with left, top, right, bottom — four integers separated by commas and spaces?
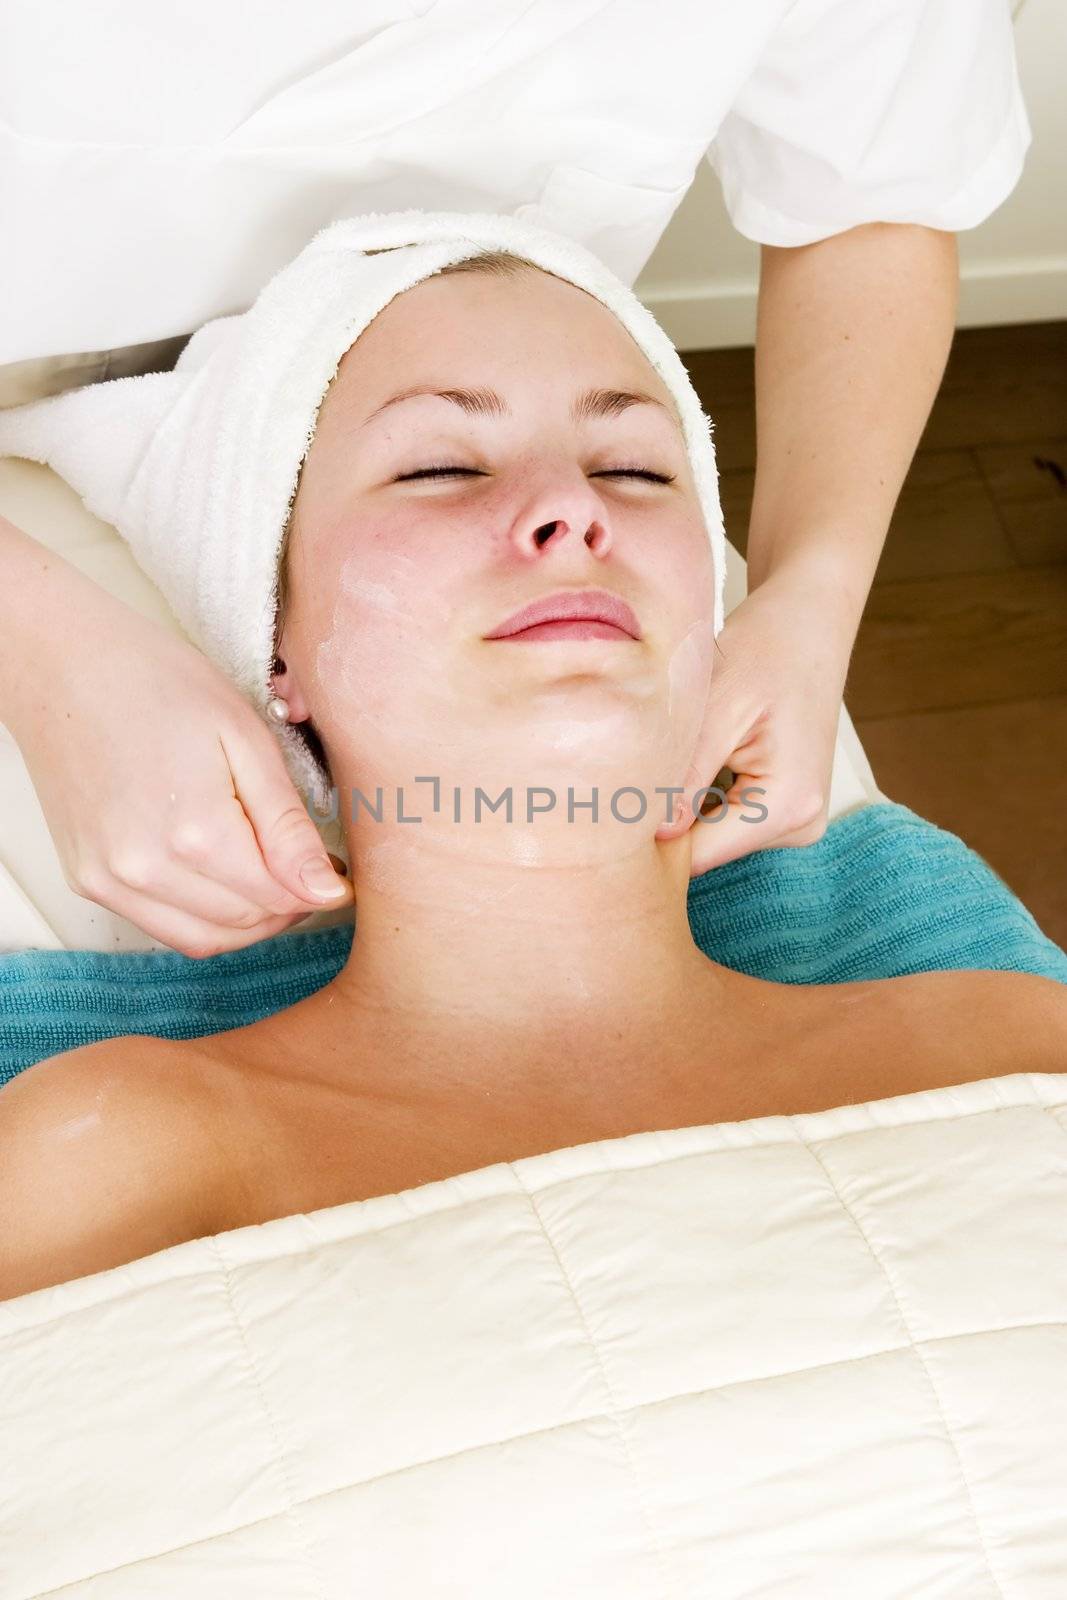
308, 513, 468, 752
665, 619, 715, 766
315, 514, 455, 648
655, 514, 718, 620
628, 508, 717, 645
640, 514, 718, 764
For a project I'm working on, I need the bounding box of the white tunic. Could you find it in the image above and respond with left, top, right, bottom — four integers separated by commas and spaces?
0, 0, 1029, 365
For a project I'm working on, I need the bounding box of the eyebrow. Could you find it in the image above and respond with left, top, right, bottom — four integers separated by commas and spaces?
361, 385, 679, 430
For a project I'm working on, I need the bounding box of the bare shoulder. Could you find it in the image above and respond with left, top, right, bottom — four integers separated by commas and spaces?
939, 968, 1067, 1070
792, 966, 1067, 1114
882, 967, 1067, 1083
0, 1035, 224, 1302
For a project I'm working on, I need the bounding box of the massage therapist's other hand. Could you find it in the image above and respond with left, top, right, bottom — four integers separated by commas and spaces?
1, 522, 352, 955
656, 567, 854, 875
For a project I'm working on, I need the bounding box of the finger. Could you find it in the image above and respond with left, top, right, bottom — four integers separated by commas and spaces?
686, 777, 785, 874
100, 883, 314, 959
159, 800, 328, 918
220, 726, 353, 907
688, 778, 825, 876
106, 845, 308, 930
655, 757, 740, 840
654, 674, 755, 841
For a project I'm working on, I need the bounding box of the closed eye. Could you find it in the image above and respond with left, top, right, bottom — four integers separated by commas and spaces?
394, 467, 483, 481
395, 466, 675, 483
598, 469, 676, 484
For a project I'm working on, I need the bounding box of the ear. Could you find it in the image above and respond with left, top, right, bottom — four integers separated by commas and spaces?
270, 624, 313, 724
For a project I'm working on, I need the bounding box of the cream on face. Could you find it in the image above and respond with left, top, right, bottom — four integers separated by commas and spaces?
281, 266, 717, 865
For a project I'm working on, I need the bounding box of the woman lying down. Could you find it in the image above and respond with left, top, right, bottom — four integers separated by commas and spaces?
2, 208, 1063, 1277
2, 216, 1067, 1600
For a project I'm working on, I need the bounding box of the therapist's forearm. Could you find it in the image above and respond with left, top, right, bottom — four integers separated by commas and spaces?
745, 223, 958, 629
0, 514, 115, 737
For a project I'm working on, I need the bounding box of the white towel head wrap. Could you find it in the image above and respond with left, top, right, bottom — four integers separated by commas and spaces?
0, 210, 726, 807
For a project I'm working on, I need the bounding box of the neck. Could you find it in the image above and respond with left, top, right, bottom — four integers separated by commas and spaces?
287, 800, 734, 1098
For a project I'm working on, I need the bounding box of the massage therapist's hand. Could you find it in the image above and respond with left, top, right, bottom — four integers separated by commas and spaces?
656, 566, 855, 874
1, 519, 352, 955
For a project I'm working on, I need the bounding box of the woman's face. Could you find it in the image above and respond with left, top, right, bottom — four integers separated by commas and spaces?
279, 264, 717, 840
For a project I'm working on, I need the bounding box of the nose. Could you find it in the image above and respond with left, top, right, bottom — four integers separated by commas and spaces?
509, 473, 613, 561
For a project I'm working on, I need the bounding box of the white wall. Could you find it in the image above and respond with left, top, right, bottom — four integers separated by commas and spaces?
638, 0, 1066, 350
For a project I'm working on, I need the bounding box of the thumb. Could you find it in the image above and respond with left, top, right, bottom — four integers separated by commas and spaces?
655, 686, 742, 842
654, 632, 768, 844
688, 776, 778, 874
221, 726, 353, 907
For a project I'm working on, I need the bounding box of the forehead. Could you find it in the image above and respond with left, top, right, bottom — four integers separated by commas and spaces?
327, 265, 675, 420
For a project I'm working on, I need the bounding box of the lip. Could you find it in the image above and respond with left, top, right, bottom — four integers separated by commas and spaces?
484, 588, 642, 642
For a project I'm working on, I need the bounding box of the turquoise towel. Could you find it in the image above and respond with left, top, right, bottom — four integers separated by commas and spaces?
2, 801, 1063, 1084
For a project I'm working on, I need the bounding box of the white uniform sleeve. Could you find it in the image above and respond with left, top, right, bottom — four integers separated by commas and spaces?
708, 0, 1031, 245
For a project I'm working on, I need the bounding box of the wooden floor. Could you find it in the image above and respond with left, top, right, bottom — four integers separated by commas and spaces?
681, 321, 1067, 950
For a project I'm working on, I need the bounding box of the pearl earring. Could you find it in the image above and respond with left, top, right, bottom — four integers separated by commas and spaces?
266, 696, 290, 725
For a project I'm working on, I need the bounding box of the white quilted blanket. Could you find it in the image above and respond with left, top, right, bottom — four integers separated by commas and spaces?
3, 1072, 1067, 1598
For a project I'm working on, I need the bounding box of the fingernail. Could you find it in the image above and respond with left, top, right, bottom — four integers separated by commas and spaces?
299, 858, 348, 899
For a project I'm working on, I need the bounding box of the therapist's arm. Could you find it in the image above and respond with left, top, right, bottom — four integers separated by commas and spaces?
661, 223, 957, 871
746, 221, 958, 617
0, 513, 348, 952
